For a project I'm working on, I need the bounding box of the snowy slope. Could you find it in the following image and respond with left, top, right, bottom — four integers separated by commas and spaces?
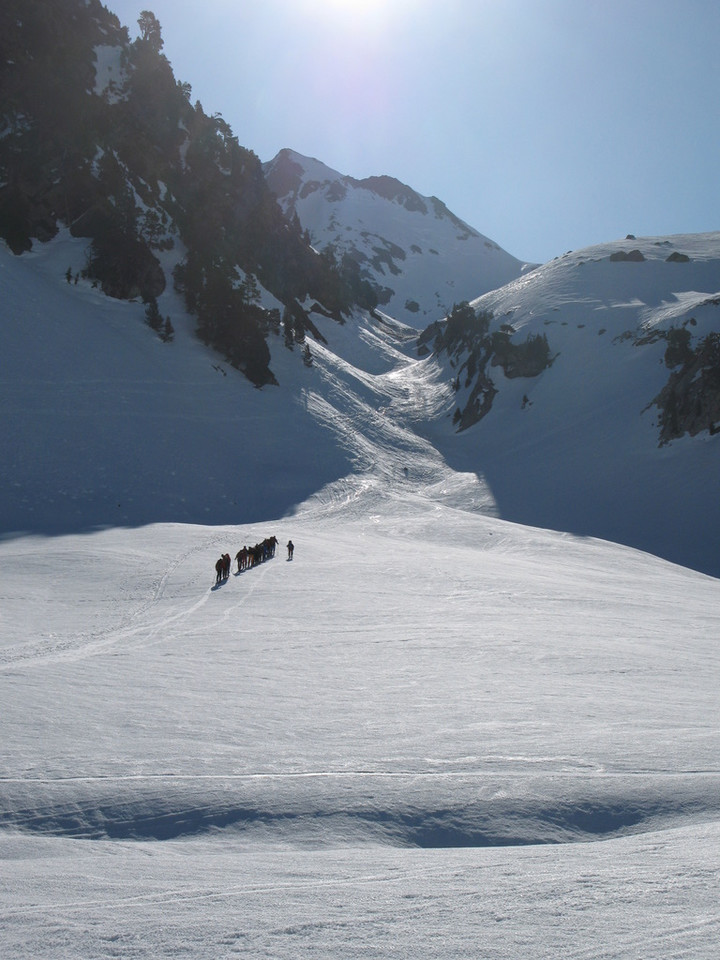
1, 493, 719, 957
0, 229, 491, 539
0, 234, 354, 535
264, 148, 529, 328
421, 233, 720, 577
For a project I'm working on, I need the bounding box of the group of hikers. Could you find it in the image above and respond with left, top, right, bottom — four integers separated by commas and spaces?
214, 536, 294, 584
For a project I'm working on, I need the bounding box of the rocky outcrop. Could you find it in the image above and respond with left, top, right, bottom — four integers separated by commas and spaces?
654, 329, 720, 444
419, 303, 555, 431
609, 249, 646, 262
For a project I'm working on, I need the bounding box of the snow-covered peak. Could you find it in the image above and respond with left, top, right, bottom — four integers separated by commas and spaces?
264, 148, 530, 328
472, 232, 720, 324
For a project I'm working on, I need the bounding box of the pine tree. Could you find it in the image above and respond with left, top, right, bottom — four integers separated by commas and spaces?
137, 11, 163, 52
144, 296, 163, 332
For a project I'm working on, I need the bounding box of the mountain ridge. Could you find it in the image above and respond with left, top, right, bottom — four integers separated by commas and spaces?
264, 147, 530, 329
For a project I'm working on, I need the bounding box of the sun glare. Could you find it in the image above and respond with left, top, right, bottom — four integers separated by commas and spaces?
316, 0, 388, 11
302, 0, 417, 31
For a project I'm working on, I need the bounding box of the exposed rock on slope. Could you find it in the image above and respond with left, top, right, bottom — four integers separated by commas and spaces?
423, 235, 720, 445
418, 302, 554, 430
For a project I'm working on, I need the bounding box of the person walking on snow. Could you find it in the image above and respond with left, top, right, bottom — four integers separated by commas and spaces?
287, 540, 294, 560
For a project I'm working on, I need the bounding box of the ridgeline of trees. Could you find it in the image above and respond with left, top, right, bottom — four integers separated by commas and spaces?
0, 0, 366, 385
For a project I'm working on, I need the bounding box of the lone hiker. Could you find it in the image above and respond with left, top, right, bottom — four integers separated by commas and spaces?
287, 540, 294, 560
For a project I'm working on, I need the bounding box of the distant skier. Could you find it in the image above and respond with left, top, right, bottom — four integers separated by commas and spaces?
287, 540, 294, 560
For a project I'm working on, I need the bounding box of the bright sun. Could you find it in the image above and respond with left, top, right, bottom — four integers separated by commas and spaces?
302, 0, 412, 29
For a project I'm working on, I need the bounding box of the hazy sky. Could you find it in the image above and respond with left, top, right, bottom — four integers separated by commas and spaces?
108, 0, 719, 264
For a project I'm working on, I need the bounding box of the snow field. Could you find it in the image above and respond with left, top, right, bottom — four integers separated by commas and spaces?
2, 508, 719, 824
1, 508, 719, 957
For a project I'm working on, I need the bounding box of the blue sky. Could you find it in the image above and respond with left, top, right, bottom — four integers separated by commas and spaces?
109, 0, 720, 264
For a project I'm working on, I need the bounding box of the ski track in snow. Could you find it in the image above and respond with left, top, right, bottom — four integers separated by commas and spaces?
0, 532, 228, 669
